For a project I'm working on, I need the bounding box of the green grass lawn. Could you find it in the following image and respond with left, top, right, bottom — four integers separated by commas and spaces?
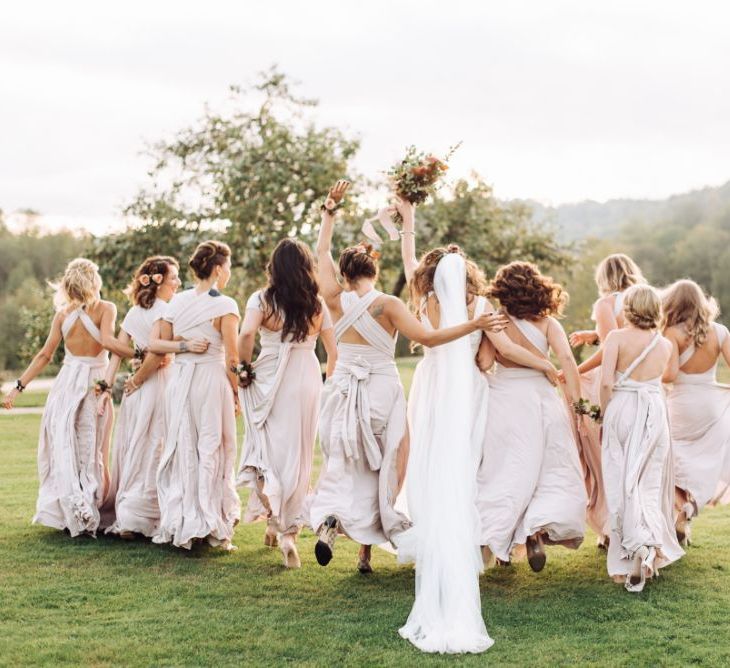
2, 362, 730, 666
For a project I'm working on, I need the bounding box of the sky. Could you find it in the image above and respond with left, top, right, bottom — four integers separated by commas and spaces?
2, 0, 730, 234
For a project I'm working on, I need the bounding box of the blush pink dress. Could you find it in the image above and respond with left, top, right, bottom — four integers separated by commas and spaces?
153, 289, 241, 550
33, 308, 113, 536
105, 299, 169, 538
666, 322, 730, 515
309, 289, 411, 547
237, 291, 332, 536
477, 317, 586, 561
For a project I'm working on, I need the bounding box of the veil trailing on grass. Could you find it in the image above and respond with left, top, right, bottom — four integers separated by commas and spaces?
397, 252, 493, 654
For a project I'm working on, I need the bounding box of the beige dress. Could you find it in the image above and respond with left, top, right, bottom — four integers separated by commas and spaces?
309, 289, 411, 546
153, 289, 241, 549
33, 308, 113, 536
237, 291, 332, 535
602, 334, 684, 584
575, 291, 625, 537
105, 299, 169, 537
477, 317, 586, 560
666, 322, 730, 513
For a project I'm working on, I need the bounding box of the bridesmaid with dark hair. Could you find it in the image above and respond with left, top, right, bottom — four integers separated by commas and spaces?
237, 238, 337, 568
151, 240, 242, 551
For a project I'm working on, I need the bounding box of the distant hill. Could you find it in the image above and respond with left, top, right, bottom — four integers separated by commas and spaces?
524, 180, 730, 241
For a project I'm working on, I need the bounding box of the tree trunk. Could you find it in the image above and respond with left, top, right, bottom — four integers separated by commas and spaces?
391, 269, 407, 297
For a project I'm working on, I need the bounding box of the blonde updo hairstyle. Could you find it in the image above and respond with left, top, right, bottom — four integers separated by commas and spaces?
595, 253, 646, 296
661, 279, 719, 347
623, 284, 662, 330
52, 258, 102, 311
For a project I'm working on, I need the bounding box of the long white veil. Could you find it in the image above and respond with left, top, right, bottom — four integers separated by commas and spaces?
397, 252, 493, 653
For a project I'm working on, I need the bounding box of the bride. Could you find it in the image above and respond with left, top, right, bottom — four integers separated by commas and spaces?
395, 201, 559, 654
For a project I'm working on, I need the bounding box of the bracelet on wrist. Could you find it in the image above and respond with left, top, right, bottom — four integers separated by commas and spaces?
15, 379, 26, 393
320, 201, 344, 214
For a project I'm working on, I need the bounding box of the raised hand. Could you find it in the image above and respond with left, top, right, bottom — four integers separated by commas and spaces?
392, 195, 415, 223
324, 180, 350, 211
569, 330, 599, 347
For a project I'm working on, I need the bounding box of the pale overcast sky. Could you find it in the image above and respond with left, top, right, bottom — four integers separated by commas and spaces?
2, 0, 730, 234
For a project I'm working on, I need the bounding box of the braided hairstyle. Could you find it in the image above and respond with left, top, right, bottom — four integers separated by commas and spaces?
623, 284, 662, 330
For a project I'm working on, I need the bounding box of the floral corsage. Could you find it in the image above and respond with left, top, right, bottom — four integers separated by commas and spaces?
232, 361, 257, 388
573, 398, 602, 423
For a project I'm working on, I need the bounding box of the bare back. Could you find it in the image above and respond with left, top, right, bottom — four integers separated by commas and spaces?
61, 302, 107, 357
495, 315, 550, 368
331, 292, 395, 345
615, 329, 671, 381
671, 325, 722, 375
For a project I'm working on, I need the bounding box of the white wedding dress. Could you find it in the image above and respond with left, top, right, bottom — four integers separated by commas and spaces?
397, 253, 493, 654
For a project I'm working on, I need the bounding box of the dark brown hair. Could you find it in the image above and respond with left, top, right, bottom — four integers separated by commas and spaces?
409, 244, 486, 314
262, 239, 322, 343
189, 240, 231, 280
339, 243, 379, 283
124, 256, 179, 309
488, 261, 567, 319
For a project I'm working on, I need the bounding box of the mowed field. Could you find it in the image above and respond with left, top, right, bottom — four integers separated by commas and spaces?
1, 358, 730, 666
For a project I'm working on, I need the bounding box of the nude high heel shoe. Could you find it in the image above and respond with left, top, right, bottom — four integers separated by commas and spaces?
280, 534, 301, 569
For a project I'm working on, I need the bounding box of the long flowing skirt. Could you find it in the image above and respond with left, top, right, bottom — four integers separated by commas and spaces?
33, 356, 113, 536
477, 367, 586, 561
575, 367, 609, 535
602, 385, 684, 577
309, 347, 411, 546
238, 347, 322, 535
105, 367, 168, 537
668, 379, 730, 511
153, 359, 240, 549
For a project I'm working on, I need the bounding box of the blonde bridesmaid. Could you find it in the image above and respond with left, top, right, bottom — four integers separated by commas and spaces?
477, 262, 587, 572
237, 238, 337, 569
569, 254, 646, 548
102, 256, 202, 539
310, 181, 504, 573
151, 241, 241, 550
600, 285, 683, 592
662, 279, 730, 544
2, 259, 132, 536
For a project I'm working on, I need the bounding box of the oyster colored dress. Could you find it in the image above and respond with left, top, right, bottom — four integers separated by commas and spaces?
666, 322, 730, 514
397, 254, 493, 654
153, 289, 241, 549
602, 333, 684, 588
309, 289, 412, 546
105, 299, 169, 537
575, 291, 625, 537
237, 291, 332, 535
33, 308, 113, 536
477, 317, 586, 561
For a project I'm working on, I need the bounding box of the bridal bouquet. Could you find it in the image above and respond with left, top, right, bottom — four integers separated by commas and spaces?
573, 398, 602, 424
387, 143, 460, 223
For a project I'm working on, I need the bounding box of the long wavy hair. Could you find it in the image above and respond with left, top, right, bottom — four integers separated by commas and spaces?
123, 256, 178, 309
262, 238, 322, 342
595, 253, 645, 296
662, 279, 719, 347
409, 244, 487, 315
488, 261, 567, 319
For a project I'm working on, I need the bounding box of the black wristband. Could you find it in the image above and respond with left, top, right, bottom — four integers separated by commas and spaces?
320, 202, 344, 214
15, 379, 26, 393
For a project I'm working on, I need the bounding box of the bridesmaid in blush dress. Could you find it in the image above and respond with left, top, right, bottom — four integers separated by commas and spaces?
477, 262, 587, 573
2, 259, 133, 536
569, 254, 646, 548
152, 241, 242, 551
237, 238, 337, 569
662, 280, 730, 545
600, 285, 683, 592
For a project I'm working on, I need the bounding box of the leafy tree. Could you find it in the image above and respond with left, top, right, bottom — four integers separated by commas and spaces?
91, 67, 360, 304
